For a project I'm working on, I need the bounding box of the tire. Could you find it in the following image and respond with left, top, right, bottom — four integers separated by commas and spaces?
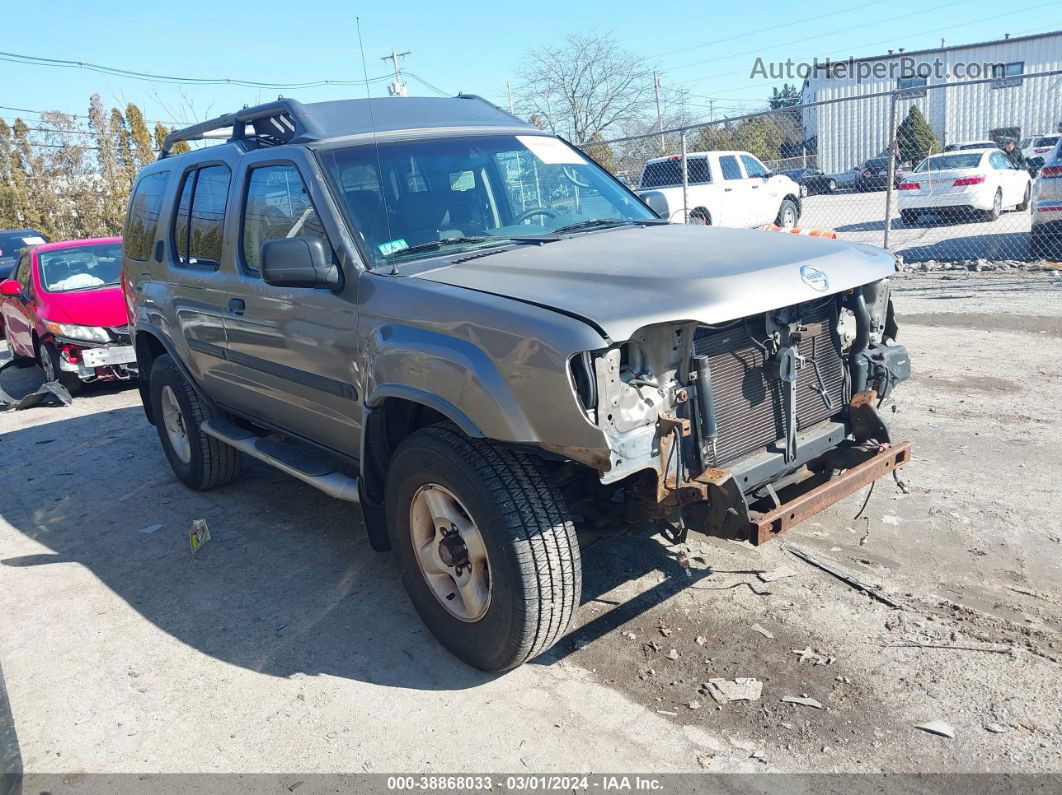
688, 208, 710, 226
37, 339, 81, 395
984, 189, 1002, 222
1032, 227, 1062, 261
826, 179, 836, 194
385, 424, 581, 671
775, 198, 799, 229
899, 209, 919, 227
1016, 184, 1030, 212
149, 353, 239, 490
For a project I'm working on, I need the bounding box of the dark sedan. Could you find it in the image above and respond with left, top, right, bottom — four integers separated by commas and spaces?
0, 229, 49, 280
779, 168, 836, 196
854, 157, 905, 192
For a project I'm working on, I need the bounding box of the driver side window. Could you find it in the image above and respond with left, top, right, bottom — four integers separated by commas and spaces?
241, 164, 334, 274
741, 155, 768, 178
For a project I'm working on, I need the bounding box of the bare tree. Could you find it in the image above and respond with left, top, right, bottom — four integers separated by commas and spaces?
514, 32, 657, 144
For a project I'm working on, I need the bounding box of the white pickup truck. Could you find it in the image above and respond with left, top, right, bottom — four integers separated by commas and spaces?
637, 150, 802, 229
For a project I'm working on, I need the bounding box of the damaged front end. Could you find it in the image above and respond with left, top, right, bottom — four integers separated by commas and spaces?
569, 279, 912, 545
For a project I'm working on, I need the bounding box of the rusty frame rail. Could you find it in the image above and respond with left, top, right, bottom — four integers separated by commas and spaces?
750, 441, 912, 545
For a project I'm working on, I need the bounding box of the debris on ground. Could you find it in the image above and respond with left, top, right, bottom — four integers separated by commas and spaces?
623, 632, 637, 641
702, 678, 762, 704
751, 624, 774, 639
687, 699, 702, 710
574, 637, 591, 650
695, 636, 707, 646
137, 523, 163, 535
757, 566, 797, 583
696, 753, 714, 769
659, 625, 673, 637
792, 647, 834, 665
781, 696, 824, 709
882, 515, 902, 526
786, 545, 904, 609
656, 709, 678, 716
984, 723, 1007, 734
645, 640, 661, 653
666, 648, 680, 660
915, 720, 955, 738
189, 519, 211, 553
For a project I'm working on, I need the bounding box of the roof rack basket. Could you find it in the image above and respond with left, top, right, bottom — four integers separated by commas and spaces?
159, 98, 325, 159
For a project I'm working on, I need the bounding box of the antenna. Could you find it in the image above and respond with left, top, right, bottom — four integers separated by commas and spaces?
356, 17, 399, 275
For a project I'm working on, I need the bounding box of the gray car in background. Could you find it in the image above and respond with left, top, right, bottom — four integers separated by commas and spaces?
124, 96, 912, 671
0, 228, 48, 280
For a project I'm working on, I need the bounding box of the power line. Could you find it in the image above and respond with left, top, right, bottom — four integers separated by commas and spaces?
0, 49, 393, 89
0, 103, 179, 126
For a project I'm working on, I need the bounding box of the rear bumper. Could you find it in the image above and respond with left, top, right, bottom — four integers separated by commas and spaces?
899, 186, 993, 212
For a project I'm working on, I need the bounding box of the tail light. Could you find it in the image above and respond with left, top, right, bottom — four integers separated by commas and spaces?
862, 170, 872, 177
1041, 165, 1062, 179
953, 175, 986, 186
898, 182, 920, 190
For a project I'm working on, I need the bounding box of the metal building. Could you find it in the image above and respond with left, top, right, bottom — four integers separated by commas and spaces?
801, 31, 1062, 175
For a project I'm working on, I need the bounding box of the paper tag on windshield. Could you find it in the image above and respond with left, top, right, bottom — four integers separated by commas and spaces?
22, 236, 45, 245
517, 136, 586, 165
378, 239, 408, 256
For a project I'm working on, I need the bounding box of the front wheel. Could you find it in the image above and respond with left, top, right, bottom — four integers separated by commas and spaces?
37, 339, 81, 395
775, 199, 799, 229
386, 424, 581, 671
826, 179, 837, 194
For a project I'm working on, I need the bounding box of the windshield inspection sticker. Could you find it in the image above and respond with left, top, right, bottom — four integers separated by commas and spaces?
517, 135, 586, 165
378, 239, 409, 256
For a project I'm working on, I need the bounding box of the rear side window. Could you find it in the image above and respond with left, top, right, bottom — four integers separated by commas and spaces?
124, 171, 169, 261
15, 253, 32, 291
172, 165, 231, 268
241, 164, 333, 273
719, 156, 743, 180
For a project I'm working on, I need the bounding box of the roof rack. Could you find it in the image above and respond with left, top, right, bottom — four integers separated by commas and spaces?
159, 98, 324, 159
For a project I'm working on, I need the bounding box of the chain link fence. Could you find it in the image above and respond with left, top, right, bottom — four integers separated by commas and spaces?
582, 69, 1062, 264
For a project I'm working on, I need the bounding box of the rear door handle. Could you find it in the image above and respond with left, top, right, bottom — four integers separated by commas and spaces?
724, 187, 733, 192
751, 184, 760, 189
228, 298, 246, 316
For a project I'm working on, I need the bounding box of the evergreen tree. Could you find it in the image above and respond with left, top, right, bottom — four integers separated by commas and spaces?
896, 106, 939, 164
126, 103, 155, 170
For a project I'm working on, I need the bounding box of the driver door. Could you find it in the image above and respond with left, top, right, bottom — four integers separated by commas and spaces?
740, 154, 777, 226
1, 252, 35, 356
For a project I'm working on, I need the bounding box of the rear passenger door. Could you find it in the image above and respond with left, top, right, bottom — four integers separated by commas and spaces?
717, 155, 752, 227
219, 153, 360, 458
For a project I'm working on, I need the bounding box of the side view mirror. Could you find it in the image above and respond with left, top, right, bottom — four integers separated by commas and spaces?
260, 237, 340, 289
0, 279, 21, 296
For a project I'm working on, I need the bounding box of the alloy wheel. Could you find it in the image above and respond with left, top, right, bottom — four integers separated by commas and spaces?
409, 483, 491, 622
160, 385, 192, 464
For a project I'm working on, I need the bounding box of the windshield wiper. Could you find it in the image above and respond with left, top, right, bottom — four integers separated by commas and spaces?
551, 218, 668, 235
392, 235, 557, 259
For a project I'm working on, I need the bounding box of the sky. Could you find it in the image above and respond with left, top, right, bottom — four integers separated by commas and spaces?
0, 0, 1056, 137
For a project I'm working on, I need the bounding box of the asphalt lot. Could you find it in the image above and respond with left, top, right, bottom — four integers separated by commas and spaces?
800, 189, 1033, 262
1, 270, 1060, 776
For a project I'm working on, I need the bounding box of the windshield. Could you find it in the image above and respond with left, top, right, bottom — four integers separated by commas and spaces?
914, 153, 983, 172
38, 243, 123, 292
318, 134, 655, 265
0, 231, 46, 261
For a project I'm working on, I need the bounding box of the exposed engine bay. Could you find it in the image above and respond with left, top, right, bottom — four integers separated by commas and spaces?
567, 279, 912, 545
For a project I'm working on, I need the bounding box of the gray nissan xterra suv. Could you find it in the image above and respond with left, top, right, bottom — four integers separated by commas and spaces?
124, 96, 911, 671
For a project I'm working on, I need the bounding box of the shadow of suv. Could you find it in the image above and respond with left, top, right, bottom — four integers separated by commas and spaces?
125, 97, 911, 671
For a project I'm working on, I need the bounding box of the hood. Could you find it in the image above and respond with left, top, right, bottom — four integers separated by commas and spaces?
415, 224, 896, 341
39, 284, 128, 328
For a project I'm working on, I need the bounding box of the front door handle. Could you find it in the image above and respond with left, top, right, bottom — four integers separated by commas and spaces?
724, 187, 733, 192
751, 184, 760, 189
228, 298, 246, 316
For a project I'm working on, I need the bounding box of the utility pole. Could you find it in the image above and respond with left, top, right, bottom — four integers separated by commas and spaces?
654, 71, 664, 154
381, 49, 411, 97
507, 81, 514, 114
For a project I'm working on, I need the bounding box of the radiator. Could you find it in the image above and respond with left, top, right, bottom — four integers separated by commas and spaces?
693, 299, 845, 466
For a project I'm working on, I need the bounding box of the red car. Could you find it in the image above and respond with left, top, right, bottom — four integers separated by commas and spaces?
0, 237, 135, 393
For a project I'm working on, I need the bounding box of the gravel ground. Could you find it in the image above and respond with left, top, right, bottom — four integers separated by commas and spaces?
1, 270, 1060, 776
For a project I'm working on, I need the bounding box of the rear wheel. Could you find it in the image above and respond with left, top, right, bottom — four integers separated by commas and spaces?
1016, 184, 1031, 212
776, 199, 798, 229
1032, 227, 1062, 261
826, 179, 837, 194
37, 339, 81, 395
688, 208, 710, 226
149, 354, 239, 490
386, 424, 580, 671
900, 209, 919, 227
984, 189, 1002, 222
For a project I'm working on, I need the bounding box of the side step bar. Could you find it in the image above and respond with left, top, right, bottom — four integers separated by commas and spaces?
201, 418, 360, 502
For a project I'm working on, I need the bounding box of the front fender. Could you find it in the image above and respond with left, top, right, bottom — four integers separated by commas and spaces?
365, 324, 535, 442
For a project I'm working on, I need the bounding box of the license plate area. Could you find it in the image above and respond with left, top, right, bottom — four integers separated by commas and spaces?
81, 345, 136, 368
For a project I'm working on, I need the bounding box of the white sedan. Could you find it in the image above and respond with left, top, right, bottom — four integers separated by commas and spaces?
898, 148, 1031, 225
